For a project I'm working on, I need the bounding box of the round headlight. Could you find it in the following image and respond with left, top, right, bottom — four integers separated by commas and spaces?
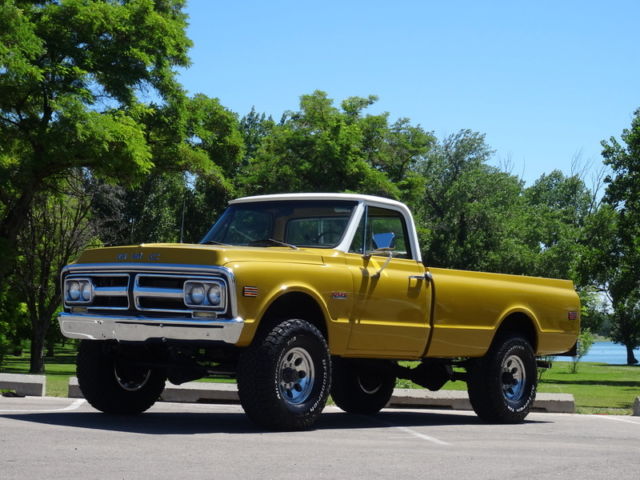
81, 283, 91, 301
207, 284, 222, 305
68, 282, 81, 301
190, 284, 205, 305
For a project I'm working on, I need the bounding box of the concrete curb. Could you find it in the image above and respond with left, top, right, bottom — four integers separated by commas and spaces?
68, 377, 82, 398
388, 388, 575, 413
0, 373, 46, 397
68, 377, 575, 413
633, 397, 640, 416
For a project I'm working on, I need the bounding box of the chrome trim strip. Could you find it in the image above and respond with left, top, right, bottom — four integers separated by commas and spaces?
132, 286, 183, 298
58, 312, 244, 344
94, 286, 129, 297
62, 263, 233, 274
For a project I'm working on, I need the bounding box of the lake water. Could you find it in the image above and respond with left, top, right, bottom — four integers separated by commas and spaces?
572, 341, 640, 364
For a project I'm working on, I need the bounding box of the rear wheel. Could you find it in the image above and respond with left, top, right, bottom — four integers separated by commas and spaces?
331, 357, 396, 414
77, 340, 166, 414
466, 335, 537, 423
237, 319, 331, 430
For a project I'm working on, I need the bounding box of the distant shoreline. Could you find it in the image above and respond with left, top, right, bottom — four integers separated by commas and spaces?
556, 341, 640, 365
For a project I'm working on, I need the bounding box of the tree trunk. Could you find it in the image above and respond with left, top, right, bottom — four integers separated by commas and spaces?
46, 338, 55, 358
626, 344, 638, 365
29, 330, 45, 374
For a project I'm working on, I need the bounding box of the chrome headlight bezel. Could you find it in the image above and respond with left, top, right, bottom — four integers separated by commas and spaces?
184, 279, 227, 310
64, 277, 93, 305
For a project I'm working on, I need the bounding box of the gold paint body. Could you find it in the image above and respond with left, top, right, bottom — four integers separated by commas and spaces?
76, 242, 580, 359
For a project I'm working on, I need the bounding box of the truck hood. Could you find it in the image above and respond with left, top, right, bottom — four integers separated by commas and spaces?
74, 243, 328, 267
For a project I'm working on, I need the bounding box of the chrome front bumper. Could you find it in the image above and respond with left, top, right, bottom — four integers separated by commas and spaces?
58, 312, 244, 344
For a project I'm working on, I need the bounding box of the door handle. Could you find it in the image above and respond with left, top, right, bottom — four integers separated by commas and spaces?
408, 272, 433, 282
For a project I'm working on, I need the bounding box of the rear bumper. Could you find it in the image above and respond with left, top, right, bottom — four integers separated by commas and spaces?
58, 312, 244, 344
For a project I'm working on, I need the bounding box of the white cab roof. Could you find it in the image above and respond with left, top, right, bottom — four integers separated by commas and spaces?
231, 193, 407, 210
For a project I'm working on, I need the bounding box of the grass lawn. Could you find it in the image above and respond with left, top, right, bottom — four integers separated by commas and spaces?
537, 361, 640, 414
1, 343, 78, 397
2, 346, 639, 414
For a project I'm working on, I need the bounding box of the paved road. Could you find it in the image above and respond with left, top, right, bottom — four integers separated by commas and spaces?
1, 396, 638, 479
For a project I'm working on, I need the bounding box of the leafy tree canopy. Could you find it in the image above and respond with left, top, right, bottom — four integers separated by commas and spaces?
239, 90, 434, 200
0, 0, 193, 280
523, 170, 594, 280
416, 130, 528, 273
599, 108, 640, 363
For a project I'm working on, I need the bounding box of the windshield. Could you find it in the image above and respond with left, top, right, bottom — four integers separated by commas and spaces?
200, 200, 358, 248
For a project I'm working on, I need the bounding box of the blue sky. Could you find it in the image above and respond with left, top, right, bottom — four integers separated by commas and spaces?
178, 0, 639, 187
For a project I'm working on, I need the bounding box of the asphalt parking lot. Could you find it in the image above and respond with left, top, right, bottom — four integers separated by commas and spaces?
1, 396, 639, 480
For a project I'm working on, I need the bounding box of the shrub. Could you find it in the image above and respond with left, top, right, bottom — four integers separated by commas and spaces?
570, 328, 595, 373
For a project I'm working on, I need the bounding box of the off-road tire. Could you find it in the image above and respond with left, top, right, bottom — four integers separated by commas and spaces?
466, 334, 537, 423
331, 357, 396, 414
77, 340, 166, 414
237, 319, 331, 430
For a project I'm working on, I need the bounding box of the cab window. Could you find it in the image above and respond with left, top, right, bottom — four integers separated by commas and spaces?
349, 206, 412, 259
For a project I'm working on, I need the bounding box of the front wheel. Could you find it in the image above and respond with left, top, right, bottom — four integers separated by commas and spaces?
331, 357, 396, 414
466, 335, 537, 423
77, 340, 166, 414
237, 319, 331, 430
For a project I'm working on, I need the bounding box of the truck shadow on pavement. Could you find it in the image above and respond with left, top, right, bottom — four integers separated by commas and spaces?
1, 406, 549, 435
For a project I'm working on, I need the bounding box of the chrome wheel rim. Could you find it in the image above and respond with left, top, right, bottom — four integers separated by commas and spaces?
278, 347, 315, 405
114, 365, 151, 392
357, 374, 382, 395
501, 354, 526, 403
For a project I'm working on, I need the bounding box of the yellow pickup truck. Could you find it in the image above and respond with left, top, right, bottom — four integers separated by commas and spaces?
58, 193, 580, 430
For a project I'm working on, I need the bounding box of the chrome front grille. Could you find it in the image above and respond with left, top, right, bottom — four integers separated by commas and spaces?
87, 273, 130, 310
63, 266, 231, 317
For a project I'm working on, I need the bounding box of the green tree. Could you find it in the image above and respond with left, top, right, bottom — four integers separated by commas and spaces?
416, 130, 528, 272
239, 107, 275, 167
86, 94, 244, 245
14, 171, 98, 373
598, 108, 640, 364
180, 95, 246, 240
94, 172, 188, 245
523, 170, 594, 279
0, 0, 193, 284
239, 91, 431, 199
578, 287, 611, 336
0, 286, 30, 366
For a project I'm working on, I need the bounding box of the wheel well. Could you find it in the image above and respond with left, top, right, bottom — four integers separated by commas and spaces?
256, 292, 328, 341
494, 313, 538, 352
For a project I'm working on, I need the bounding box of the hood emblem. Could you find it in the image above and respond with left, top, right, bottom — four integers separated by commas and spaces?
115, 253, 160, 261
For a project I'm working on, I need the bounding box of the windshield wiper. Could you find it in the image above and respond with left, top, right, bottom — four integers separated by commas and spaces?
249, 238, 298, 250
203, 240, 231, 246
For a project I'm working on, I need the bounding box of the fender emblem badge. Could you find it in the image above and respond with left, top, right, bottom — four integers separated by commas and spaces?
243, 286, 258, 297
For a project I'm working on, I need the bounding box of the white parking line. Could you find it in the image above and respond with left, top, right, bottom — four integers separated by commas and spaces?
593, 415, 640, 426
372, 417, 451, 446
0, 399, 85, 414
392, 424, 452, 445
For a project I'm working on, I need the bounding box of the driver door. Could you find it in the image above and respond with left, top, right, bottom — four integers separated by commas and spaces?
345, 205, 431, 358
